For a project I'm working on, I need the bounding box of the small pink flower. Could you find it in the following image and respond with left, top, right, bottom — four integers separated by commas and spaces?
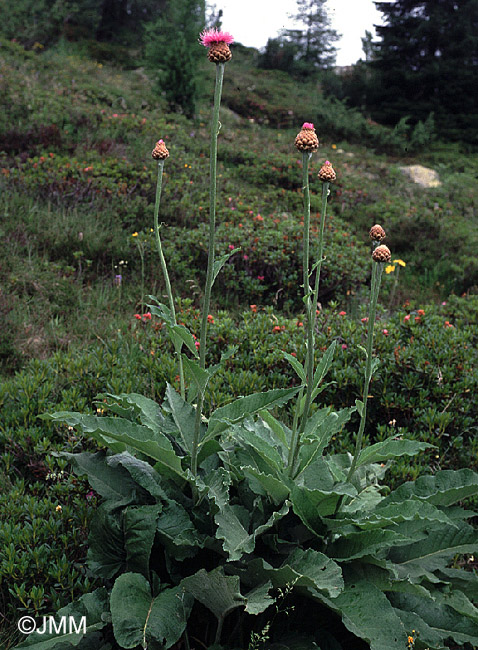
228, 244, 235, 249
342, 344, 347, 350
361, 317, 368, 323
382, 329, 389, 336
195, 340, 200, 348
404, 314, 411, 322
339, 311, 346, 316
143, 312, 152, 320
441, 301, 447, 306
257, 275, 264, 281
243, 254, 249, 260
134, 314, 142, 320
199, 28, 234, 47
302, 122, 315, 129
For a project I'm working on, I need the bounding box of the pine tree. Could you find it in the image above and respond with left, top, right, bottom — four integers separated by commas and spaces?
369, 0, 478, 143
283, 0, 339, 74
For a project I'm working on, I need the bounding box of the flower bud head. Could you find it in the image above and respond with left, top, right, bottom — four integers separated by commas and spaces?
372, 244, 392, 263
294, 123, 319, 152
152, 139, 169, 160
318, 160, 336, 182
369, 224, 386, 241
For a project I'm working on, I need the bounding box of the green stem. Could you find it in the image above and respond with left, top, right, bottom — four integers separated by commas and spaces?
346, 262, 384, 483
153, 160, 185, 400
191, 63, 225, 480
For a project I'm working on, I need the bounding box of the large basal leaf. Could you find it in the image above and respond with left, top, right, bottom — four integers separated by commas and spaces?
163, 383, 201, 454
87, 502, 127, 579
123, 505, 161, 578
242, 466, 291, 505
259, 410, 291, 449
156, 499, 206, 560
181, 568, 246, 620
206, 387, 301, 440
244, 581, 275, 615
243, 549, 343, 600
16, 588, 109, 649
391, 591, 478, 647
356, 437, 434, 468
98, 392, 162, 433
436, 567, 478, 600
328, 528, 414, 562
291, 482, 357, 531
319, 577, 407, 650
45, 412, 185, 480
215, 500, 290, 561
110, 573, 193, 649
389, 522, 478, 581
107, 452, 167, 500
234, 418, 287, 471
59, 450, 144, 503
383, 468, 478, 507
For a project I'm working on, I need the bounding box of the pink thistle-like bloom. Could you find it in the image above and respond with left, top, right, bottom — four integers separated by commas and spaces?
199, 28, 234, 47
302, 122, 315, 130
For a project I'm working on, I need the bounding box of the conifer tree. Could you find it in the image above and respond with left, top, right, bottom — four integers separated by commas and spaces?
370, 0, 478, 142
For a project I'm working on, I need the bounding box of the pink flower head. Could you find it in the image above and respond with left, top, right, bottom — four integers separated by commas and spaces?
302, 122, 315, 130
199, 28, 234, 47
339, 311, 346, 317
382, 329, 389, 336
325, 160, 331, 165
342, 344, 347, 350
404, 314, 411, 322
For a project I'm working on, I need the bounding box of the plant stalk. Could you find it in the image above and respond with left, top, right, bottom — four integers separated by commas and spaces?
191, 63, 225, 480
153, 160, 185, 400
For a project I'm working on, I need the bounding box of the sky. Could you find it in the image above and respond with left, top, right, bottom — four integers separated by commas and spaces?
211, 0, 384, 66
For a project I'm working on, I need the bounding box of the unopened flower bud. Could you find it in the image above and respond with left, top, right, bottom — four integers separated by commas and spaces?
152, 139, 169, 160
372, 244, 391, 263
294, 122, 319, 152
369, 224, 386, 241
318, 160, 336, 182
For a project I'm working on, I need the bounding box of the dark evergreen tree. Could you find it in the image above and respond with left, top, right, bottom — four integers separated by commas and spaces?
283, 0, 339, 74
144, 0, 205, 118
370, 0, 478, 143
258, 37, 300, 73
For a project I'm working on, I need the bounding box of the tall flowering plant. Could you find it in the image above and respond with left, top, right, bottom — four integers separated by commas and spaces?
23, 32, 478, 650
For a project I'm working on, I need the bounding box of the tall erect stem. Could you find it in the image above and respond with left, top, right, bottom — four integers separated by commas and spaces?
191, 63, 225, 479
346, 261, 384, 483
153, 160, 185, 400
288, 177, 329, 475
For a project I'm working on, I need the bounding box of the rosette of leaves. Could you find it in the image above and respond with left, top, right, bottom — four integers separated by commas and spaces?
18, 329, 478, 650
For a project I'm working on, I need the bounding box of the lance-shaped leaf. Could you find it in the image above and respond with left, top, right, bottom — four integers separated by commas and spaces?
212, 247, 241, 285
205, 387, 301, 440
389, 523, 478, 580
383, 468, 478, 507
15, 588, 109, 649
44, 412, 185, 480
110, 573, 193, 649
291, 482, 357, 531
391, 591, 478, 647
97, 392, 162, 433
319, 577, 407, 650
242, 466, 291, 505
437, 567, 478, 600
234, 418, 287, 471
356, 437, 435, 468
163, 383, 203, 455
328, 528, 414, 562
310, 340, 337, 400
148, 302, 198, 357
181, 568, 246, 620
283, 351, 307, 383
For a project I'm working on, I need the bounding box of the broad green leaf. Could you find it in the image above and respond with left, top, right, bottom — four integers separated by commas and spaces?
181, 568, 245, 620
157, 500, 206, 560
98, 392, 161, 433
110, 573, 193, 649
15, 588, 109, 649
357, 437, 435, 468
242, 467, 291, 505
328, 528, 414, 561
389, 522, 478, 581
244, 581, 275, 615
283, 351, 307, 383
148, 300, 174, 324
206, 387, 301, 440
391, 592, 478, 647
384, 468, 478, 507
291, 482, 357, 532
88, 502, 126, 579
182, 356, 213, 396
320, 577, 407, 650
212, 248, 241, 285
243, 549, 343, 600
215, 501, 290, 561
437, 567, 478, 600
163, 383, 199, 454
259, 410, 291, 449
234, 418, 286, 470
267, 635, 320, 650
107, 452, 167, 500
58, 451, 141, 503
46, 413, 185, 480
124, 505, 161, 578
166, 323, 199, 358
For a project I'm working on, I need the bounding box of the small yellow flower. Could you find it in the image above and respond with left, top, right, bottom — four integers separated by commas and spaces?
132, 232, 138, 237
331, 144, 337, 149
393, 259, 406, 267
55, 505, 62, 512
385, 264, 396, 274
